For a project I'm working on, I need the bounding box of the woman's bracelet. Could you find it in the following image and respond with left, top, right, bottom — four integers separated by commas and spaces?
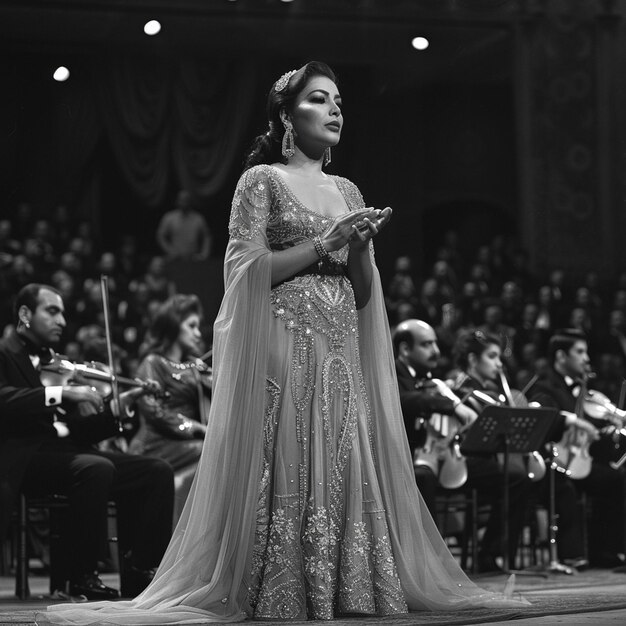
313, 235, 330, 260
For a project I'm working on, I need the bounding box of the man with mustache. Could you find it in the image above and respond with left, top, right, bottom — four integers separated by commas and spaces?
0, 283, 174, 600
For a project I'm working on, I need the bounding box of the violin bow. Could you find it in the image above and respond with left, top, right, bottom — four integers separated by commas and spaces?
520, 373, 539, 398
618, 379, 626, 413
100, 275, 123, 433
498, 369, 515, 406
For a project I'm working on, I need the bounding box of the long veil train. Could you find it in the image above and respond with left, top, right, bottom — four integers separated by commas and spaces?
45, 237, 526, 625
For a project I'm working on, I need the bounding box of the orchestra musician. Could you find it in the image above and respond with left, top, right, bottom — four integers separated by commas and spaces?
393, 319, 476, 518
451, 329, 533, 572
527, 328, 626, 570
0, 283, 175, 599
393, 320, 531, 572
129, 294, 211, 525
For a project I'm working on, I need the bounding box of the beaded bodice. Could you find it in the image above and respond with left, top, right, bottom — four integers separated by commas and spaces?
228, 164, 365, 267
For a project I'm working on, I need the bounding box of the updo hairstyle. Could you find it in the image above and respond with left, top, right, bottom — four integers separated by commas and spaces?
453, 329, 502, 371
140, 294, 203, 359
242, 61, 337, 171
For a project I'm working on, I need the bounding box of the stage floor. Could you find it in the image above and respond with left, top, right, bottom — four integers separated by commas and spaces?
2, 569, 626, 624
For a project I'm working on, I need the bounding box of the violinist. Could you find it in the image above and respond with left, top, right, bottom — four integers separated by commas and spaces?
451, 329, 533, 573
393, 319, 477, 518
0, 283, 175, 600
527, 328, 625, 570
129, 294, 211, 524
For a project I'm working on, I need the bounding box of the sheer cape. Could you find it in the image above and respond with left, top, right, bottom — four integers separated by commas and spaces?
46, 188, 526, 626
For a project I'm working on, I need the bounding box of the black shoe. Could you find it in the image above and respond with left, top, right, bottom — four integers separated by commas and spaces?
69, 572, 120, 600
564, 557, 589, 572
120, 564, 157, 598
49, 589, 89, 603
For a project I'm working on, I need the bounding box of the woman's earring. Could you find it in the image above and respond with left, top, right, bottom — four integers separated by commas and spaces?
281, 122, 295, 159
323, 147, 332, 167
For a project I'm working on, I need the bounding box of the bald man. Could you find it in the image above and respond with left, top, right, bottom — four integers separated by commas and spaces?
392, 320, 476, 517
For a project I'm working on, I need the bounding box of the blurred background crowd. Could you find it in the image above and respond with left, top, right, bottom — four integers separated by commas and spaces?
3, 203, 626, 409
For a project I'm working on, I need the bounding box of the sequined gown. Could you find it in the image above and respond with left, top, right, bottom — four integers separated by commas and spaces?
45, 164, 526, 625
239, 166, 406, 619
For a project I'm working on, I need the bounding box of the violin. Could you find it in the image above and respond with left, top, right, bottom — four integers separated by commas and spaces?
40, 352, 167, 432
583, 389, 626, 426
413, 378, 470, 490
584, 383, 626, 467
553, 374, 594, 479
40, 352, 167, 400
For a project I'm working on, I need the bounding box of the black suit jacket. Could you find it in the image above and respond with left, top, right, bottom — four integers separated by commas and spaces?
527, 367, 577, 443
0, 329, 118, 539
394, 358, 455, 450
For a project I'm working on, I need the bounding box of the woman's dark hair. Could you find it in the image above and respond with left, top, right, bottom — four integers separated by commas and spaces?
140, 294, 203, 359
242, 61, 337, 171
453, 329, 502, 370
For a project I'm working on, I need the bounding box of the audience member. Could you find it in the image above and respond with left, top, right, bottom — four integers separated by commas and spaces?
156, 189, 212, 262
13, 201, 34, 241
142, 255, 177, 303
546, 268, 567, 326
50, 204, 73, 252
0, 219, 21, 263
415, 278, 443, 326
499, 281, 524, 329
385, 255, 419, 326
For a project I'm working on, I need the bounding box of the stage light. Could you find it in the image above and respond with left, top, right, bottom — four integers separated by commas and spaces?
411, 36, 429, 51
53, 66, 70, 82
144, 20, 162, 36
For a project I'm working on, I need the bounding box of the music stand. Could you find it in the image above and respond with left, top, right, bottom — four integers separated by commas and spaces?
460, 405, 559, 574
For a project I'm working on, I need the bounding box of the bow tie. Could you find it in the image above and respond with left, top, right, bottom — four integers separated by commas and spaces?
566, 380, 581, 397
20, 337, 52, 360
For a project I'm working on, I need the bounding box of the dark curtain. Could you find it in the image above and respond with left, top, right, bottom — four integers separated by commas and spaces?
173, 59, 257, 198
97, 54, 172, 208
4, 53, 257, 220
97, 54, 257, 209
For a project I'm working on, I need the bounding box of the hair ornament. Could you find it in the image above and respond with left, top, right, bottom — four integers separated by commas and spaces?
274, 69, 297, 93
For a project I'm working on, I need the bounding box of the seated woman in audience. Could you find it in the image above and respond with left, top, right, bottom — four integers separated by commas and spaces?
129, 294, 211, 523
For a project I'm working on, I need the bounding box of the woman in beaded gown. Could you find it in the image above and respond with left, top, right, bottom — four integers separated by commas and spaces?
128, 294, 210, 524
46, 61, 526, 625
